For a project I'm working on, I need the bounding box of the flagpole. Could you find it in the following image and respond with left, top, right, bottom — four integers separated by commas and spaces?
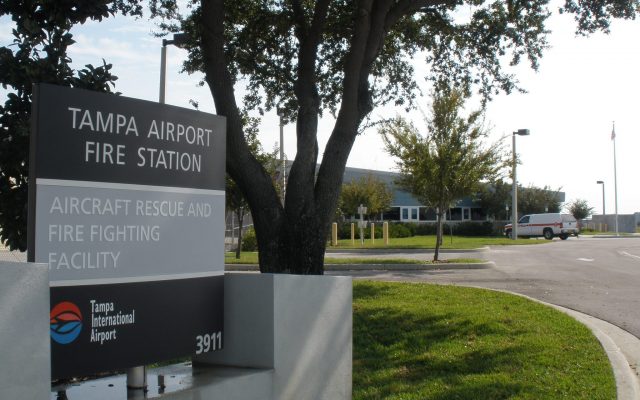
612, 121, 619, 236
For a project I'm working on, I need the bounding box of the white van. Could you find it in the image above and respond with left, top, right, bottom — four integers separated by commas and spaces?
504, 213, 579, 240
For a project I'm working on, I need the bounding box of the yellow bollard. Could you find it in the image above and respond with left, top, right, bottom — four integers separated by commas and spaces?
331, 222, 338, 246
371, 223, 375, 245
383, 221, 389, 245
351, 223, 355, 246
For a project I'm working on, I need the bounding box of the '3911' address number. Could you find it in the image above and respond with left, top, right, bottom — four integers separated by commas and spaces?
195, 331, 222, 354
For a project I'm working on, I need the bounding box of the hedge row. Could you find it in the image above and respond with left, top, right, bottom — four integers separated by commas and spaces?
240, 221, 501, 252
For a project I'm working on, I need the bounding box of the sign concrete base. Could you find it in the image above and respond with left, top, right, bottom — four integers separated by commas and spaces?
0, 261, 50, 400
50, 273, 352, 400
196, 273, 353, 400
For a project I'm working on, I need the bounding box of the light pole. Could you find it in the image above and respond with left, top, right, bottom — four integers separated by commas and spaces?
611, 122, 619, 236
511, 129, 530, 240
596, 180, 605, 215
129, 32, 190, 392
277, 108, 286, 205
159, 33, 189, 104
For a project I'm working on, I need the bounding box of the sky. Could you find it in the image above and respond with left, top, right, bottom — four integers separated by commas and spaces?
1, 3, 639, 215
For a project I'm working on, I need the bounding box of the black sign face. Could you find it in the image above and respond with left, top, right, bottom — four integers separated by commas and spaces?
28, 84, 226, 379
30, 84, 225, 190
50, 277, 223, 378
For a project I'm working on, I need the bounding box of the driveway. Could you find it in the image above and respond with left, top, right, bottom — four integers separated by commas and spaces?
330, 236, 640, 339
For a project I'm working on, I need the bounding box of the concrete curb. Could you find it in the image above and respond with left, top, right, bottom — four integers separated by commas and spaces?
325, 247, 489, 254
225, 261, 495, 272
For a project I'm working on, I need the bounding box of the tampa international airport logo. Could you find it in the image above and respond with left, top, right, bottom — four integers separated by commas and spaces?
50, 302, 83, 344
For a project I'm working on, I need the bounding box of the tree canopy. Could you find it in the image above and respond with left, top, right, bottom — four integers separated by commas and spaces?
381, 88, 504, 260
0, 1, 142, 250
565, 198, 594, 221
518, 185, 562, 215
151, 0, 637, 273
339, 174, 393, 220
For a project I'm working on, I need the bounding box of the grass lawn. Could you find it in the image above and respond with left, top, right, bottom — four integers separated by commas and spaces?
333, 235, 545, 249
353, 281, 615, 400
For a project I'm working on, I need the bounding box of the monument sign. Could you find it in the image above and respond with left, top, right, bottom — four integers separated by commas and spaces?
28, 84, 226, 379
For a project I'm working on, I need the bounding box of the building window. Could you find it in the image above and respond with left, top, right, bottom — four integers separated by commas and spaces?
383, 207, 400, 221
420, 207, 437, 221
448, 208, 462, 221
401, 207, 419, 221
471, 208, 486, 221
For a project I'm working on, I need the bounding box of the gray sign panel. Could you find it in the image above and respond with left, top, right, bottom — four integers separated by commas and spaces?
35, 180, 224, 284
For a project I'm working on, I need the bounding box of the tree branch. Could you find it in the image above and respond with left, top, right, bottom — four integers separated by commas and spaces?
201, 0, 282, 256
286, 0, 331, 216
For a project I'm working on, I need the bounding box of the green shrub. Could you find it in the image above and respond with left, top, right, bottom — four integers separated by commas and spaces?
412, 223, 437, 236
387, 223, 412, 238
241, 228, 258, 251
449, 221, 494, 236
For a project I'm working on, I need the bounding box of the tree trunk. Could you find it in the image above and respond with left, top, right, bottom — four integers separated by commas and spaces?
235, 208, 244, 259
201, 0, 391, 275
257, 213, 327, 275
434, 210, 443, 262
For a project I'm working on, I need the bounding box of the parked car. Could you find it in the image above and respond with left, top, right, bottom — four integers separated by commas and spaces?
504, 213, 579, 240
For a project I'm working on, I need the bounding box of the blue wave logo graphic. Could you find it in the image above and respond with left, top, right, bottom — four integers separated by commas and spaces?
50, 302, 83, 344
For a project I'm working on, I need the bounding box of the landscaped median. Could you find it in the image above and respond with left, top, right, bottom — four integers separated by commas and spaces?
224, 252, 492, 271
352, 281, 616, 400
332, 234, 547, 249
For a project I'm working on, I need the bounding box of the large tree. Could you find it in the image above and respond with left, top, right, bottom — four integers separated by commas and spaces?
476, 180, 513, 221
565, 198, 594, 221
0, 0, 142, 250
518, 184, 562, 215
152, 0, 637, 274
339, 174, 393, 220
381, 88, 504, 261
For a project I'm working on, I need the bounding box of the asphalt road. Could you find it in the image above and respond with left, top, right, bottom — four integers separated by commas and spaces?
330, 236, 640, 339
5, 236, 639, 337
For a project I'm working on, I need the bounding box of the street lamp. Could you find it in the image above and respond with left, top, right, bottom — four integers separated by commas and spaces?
596, 180, 605, 215
511, 129, 530, 240
159, 33, 189, 104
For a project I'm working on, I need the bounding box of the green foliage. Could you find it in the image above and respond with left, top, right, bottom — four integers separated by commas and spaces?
157, 0, 638, 116
0, 1, 141, 251
339, 175, 394, 220
518, 185, 562, 215
388, 223, 413, 239
241, 228, 258, 252
565, 198, 595, 220
381, 88, 505, 259
476, 180, 512, 220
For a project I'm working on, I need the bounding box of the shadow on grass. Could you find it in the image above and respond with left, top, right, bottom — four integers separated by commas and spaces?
353, 283, 533, 400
